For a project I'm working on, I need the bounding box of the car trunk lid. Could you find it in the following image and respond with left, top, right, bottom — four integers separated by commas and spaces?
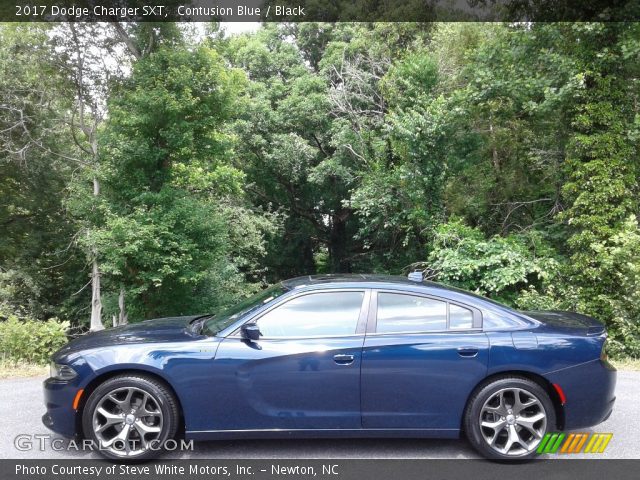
521, 310, 606, 335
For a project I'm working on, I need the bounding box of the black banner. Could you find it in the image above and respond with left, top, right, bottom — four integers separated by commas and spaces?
3, 0, 640, 22
1, 459, 640, 480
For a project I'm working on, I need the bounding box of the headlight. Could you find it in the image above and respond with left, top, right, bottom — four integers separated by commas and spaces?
50, 362, 77, 381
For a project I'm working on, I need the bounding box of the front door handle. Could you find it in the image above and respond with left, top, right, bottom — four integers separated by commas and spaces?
333, 354, 355, 365
457, 347, 479, 358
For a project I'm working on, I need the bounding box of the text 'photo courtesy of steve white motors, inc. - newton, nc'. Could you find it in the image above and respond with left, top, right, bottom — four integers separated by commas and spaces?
13, 462, 336, 477
13, 3, 307, 20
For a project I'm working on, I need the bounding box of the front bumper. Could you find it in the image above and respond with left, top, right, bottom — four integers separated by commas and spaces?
42, 377, 80, 438
545, 359, 617, 430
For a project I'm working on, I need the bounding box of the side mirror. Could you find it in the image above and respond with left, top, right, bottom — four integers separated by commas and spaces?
241, 323, 261, 341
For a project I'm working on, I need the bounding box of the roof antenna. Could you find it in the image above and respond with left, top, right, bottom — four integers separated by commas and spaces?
408, 271, 424, 282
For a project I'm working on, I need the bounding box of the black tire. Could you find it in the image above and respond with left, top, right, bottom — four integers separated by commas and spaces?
464, 376, 556, 461
82, 374, 179, 461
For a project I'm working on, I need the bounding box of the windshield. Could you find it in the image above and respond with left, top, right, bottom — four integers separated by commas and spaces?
202, 283, 288, 336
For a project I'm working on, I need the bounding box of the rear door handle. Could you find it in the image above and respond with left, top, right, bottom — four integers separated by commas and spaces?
333, 354, 355, 365
457, 347, 479, 358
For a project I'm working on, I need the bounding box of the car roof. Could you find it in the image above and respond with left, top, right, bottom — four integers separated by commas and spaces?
282, 274, 454, 292
280, 274, 518, 311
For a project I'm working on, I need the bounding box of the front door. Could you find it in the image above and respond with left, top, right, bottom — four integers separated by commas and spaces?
361, 291, 489, 430
212, 289, 368, 431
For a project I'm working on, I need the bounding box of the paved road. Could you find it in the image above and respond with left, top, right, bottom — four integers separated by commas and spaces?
1, 372, 637, 459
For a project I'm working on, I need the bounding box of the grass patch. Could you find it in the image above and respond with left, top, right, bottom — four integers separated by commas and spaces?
0, 361, 48, 379
611, 357, 640, 371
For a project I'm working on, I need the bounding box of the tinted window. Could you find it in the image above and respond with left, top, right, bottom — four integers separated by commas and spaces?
256, 291, 364, 337
482, 309, 523, 329
376, 293, 447, 333
449, 304, 473, 329
203, 284, 287, 335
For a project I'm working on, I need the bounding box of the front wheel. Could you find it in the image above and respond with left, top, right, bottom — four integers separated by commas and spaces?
464, 377, 556, 460
82, 374, 179, 460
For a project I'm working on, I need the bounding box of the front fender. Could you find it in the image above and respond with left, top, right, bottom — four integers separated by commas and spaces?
68, 338, 221, 432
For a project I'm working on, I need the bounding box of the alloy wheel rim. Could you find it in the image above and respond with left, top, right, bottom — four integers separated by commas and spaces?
92, 386, 163, 457
479, 387, 547, 456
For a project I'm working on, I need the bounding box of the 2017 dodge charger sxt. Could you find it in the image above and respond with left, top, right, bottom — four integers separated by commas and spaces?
43, 274, 616, 460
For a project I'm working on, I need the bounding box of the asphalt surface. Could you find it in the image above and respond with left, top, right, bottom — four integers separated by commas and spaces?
0, 372, 637, 459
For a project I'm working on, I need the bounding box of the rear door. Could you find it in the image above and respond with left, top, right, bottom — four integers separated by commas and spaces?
361, 290, 489, 430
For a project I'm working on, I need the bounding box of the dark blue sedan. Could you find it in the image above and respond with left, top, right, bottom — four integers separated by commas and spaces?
43, 274, 616, 460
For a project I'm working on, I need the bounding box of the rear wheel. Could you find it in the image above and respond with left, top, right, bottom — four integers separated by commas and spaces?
464, 377, 555, 460
82, 374, 179, 460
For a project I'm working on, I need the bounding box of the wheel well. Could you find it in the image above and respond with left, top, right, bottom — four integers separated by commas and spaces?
463, 370, 565, 431
75, 369, 185, 437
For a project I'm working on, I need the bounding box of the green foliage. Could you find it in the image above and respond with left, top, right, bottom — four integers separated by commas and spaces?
224, 23, 441, 275
1, 21, 639, 358
0, 25, 88, 321
0, 316, 69, 365
577, 216, 640, 356
94, 44, 273, 319
555, 24, 640, 355
427, 220, 559, 305
104, 46, 246, 196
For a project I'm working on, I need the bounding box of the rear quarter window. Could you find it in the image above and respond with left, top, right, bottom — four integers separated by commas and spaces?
481, 308, 525, 330
449, 304, 474, 329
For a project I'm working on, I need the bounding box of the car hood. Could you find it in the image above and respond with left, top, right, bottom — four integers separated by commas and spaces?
522, 310, 606, 335
54, 315, 207, 357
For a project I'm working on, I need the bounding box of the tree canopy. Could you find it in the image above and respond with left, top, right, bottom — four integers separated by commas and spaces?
1, 21, 639, 356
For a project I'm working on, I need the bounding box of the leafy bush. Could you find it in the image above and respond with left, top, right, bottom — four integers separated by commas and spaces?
521, 216, 640, 358
579, 216, 640, 357
427, 219, 559, 305
0, 315, 69, 365
426, 218, 640, 358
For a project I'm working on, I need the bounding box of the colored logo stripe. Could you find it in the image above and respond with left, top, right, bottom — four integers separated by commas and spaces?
537, 433, 565, 453
560, 433, 575, 453
538, 433, 612, 454
584, 433, 613, 453
568, 433, 588, 453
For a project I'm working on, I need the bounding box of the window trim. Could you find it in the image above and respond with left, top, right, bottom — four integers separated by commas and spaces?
367, 290, 482, 336
230, 288, 370, 340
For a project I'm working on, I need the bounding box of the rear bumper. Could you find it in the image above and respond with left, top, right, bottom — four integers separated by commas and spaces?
545, 359, 616, 430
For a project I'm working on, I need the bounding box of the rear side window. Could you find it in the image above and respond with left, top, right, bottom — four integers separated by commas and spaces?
376, 293, 447, 333
256, 291, 364, 337
449, 304, 474, 329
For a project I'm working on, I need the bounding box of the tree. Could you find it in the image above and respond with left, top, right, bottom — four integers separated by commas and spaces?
558, 23, 640, 351
97, 44, 273, 319
48, 23, 137, 331
0, 25, 88, 322
224, 23, 437, 277
425, 219, 559, 305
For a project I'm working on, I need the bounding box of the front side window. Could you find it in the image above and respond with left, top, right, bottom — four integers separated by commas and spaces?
376, 293, 447, 333
202, 284, 288, 335
256, 291, 365, 337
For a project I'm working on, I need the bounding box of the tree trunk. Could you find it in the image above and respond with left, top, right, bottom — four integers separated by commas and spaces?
118, 286, 128, 326
89, 175, 104, 332
489, 120, 500, 173
90, 254, 104, 331
329, 211, 351, 273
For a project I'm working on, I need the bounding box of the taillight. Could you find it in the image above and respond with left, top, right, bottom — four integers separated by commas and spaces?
600, 338, 609, 361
